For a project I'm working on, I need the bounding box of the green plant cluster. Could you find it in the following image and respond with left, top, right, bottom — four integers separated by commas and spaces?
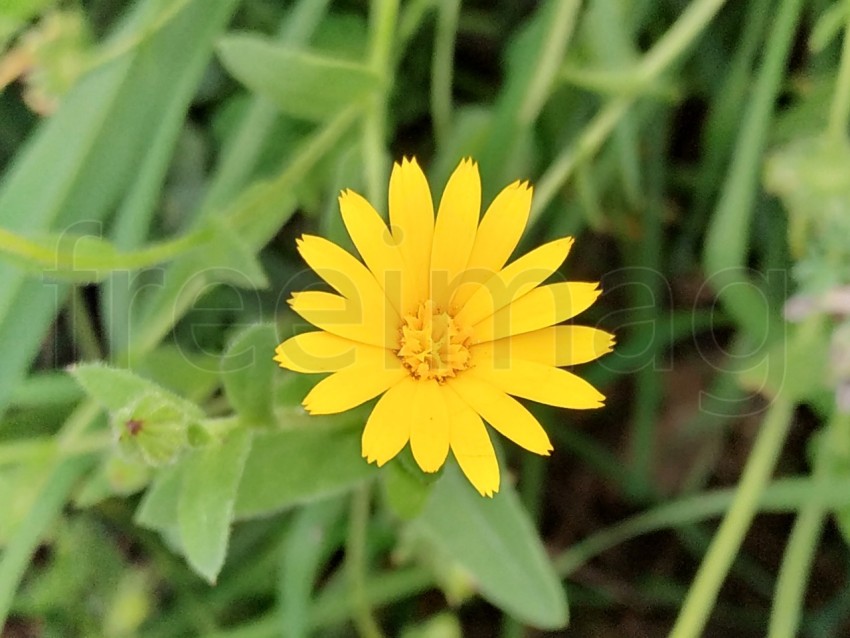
2, 0, 850, 636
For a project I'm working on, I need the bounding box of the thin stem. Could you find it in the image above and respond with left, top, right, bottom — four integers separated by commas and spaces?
368, 0, 400, 73
0, 430, 113, 467
0, 225, 211, 275
532, 99, 629, 221
669, 396, 795, 638
829, 4, 850, 137
430, 0, 460, 145
768, 414, 850, 637
518, 0, 581, 125
627, 116, 667, 497
532, 0, 728, 220
362, 0, 400, 208
555, 474, 850, 578
703, 0, 804, 344
69, 287, 103, 361
202, 0, 333, 210
347, 483, 384, 638
128, 104, 360, 361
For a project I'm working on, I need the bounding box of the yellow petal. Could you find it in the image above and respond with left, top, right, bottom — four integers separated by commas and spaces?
389, 157, 433, 303
469, 360, 605, 410
450, 180, 532, 310
430, 158, 480, 309
471, 325, 615, 367
454, 237, 574, 328
449, 374, 552, 455
339, 189, 412, 316
444, 385, 499, 497
288, 291, 398, 349
302, 361, 406, 415
296, 234, 399, 322
274, 331, 395, 373
409, 380, 450, 473
362, 377, 416, 466
472, 282, 601, 343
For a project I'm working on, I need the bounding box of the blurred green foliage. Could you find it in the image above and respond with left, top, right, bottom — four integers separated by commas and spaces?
2, 0, 850, 636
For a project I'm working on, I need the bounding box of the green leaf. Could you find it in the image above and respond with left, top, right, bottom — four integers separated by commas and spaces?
75, 453, 151, 508
0, 464, 50, 546
134, 346, 220, 404
412, 462, 568, 629
221, 324, 279, 425
234, 419, 375, 519
135, 463, 183, 533
204, 218, 269, 289
810, 1, 850, 52
128, 105, 358, 359
216, 34, 379, 122
382, 456, 433, 521
0, 455, 95, 628
178, 428, 252, 583
70, 364, 205, 466
69, 363, 204, 417
0, 0, 239, 419
279, 497, 346, 638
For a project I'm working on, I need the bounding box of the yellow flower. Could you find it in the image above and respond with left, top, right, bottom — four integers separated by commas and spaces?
274, 157, 613, 496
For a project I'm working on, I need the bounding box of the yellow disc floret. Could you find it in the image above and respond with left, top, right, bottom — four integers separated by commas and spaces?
397, 300, 473, 382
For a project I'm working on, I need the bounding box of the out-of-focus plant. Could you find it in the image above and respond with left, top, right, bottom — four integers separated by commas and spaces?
4, 0, 850, 636
0, 9, 91, 114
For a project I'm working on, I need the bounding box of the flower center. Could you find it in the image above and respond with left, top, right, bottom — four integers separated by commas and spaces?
397, 300, 473, 382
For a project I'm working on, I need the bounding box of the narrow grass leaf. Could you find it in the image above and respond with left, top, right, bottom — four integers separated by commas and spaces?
0, 0, 238, 418
279, 497, 346, 638
0, 455, 95, 628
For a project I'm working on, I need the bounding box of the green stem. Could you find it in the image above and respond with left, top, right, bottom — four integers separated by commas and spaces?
558, 64, 679, 99
0, 225, 211, 274
768, 414, 850, 637
10, 372, 83, 408
532, 0, 728, 220
347, 484, 384, 638
554, 474, 850, 577
194, 568, 432, 638
703, 0, 804, 344
69, 287, 103, 361
669, 396, 795, 638
518, 0, 581, 125
0, 430, 113, 467
202, 0, 333, 210
430, 0, 460, 145
128, 105, 360, 361
368, 0, 400, 73
362, 0, 400, 208
627, 116, 667, 497
829, 4, 850, 138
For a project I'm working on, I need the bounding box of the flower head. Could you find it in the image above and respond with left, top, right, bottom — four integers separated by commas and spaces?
275, 157, 613, 496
